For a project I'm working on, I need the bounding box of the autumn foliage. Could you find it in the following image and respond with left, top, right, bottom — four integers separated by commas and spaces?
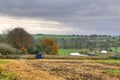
21, 47, 28, 54
40, 38, 59, 55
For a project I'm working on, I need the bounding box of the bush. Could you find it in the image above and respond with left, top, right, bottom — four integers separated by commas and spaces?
27, 47, 38, 54
79, 49, 89, 54
109, 54, 120, 59
0, 43, 22, 55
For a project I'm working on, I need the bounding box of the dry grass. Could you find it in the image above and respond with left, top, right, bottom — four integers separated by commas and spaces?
28, 59, 120, 80
0, 59, 120, 80
0, 60, 64, 80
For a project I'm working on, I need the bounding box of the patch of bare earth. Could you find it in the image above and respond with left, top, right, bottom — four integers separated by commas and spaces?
28, 60, 120, 80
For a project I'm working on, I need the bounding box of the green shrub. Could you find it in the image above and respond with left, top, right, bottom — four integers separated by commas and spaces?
79, 49, 89, 54
109, 54, 120, 59
0, 43, 22, 55
27, 47, 38, 54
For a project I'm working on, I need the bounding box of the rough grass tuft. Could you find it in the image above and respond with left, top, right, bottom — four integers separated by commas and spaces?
0, 60, 9, 64
103, 70, 120, 77
95, 60, 120, 65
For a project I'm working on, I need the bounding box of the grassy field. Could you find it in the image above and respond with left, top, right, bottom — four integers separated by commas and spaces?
95, 60, 120, 78
59, 49, 79, 55
33, 34, 83, 39
33, 34, 120, 40
95, 60, 120, 65
0, 59, 119, 80
110, 47, 120, 52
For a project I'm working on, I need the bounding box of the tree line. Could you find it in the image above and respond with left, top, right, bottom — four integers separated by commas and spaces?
1, 27, 120, 55
35, 34, 120, 51
0, 27, 59, 55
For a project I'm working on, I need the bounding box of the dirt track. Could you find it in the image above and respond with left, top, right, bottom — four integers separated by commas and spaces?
1, 59, 120, 80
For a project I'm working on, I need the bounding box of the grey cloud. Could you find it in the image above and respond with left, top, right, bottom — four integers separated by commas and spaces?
0, 0, 120, 35
1, 0, 120, 17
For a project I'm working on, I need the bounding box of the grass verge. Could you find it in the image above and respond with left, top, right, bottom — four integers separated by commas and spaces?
95, 60, 120, 65
103, 70, 120, 77
0, 60, 9, 64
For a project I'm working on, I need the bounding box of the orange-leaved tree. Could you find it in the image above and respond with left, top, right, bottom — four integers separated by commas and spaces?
40, 38, 59, 55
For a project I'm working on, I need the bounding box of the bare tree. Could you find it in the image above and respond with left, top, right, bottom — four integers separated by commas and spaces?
7, 27, 34, 50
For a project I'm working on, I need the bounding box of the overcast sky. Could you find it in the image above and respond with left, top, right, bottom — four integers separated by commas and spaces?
0, 0, 120, 35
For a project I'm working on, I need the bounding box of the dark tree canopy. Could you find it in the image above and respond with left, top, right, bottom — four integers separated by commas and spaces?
7, 27, 34, 49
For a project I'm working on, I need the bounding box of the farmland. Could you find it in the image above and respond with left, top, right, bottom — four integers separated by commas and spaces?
59, 49, 80, 55
0, 59, 120, 80
33, 34, 120, 53
0, 29, 120, 80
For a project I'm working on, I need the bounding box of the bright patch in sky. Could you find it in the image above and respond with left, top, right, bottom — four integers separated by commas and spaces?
0, 15, 73, 34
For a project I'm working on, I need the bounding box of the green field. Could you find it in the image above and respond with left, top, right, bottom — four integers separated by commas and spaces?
33, 34, 83, 39
33, 34, 120, 40
59, 49, 79, 55
95, 60, 120, 77
110, 47, 120, 52
95, 60, 120, 65
32, 34, 120, 53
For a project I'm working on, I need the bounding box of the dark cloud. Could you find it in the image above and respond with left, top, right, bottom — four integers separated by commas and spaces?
0, 0, 120, 35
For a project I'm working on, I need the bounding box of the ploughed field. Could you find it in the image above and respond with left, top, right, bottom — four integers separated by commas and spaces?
0, 59, 120, 80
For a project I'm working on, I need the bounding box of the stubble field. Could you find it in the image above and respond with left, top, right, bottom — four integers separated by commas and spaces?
0, 59, 120, 80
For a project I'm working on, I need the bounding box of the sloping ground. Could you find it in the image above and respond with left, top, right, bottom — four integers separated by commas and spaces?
0, 60, 64, 80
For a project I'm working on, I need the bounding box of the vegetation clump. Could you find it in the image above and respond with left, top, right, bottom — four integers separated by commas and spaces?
103, 70, 120, 77
21, 47, 28, 54
0, 43, 21, 55
79, 49, 89, 54
0, 60, 16, 80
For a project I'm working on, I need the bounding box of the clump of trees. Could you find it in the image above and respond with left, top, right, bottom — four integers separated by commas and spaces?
40, 38, 59, 55
7, 27, 34, 54
2, 27, 59, 55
